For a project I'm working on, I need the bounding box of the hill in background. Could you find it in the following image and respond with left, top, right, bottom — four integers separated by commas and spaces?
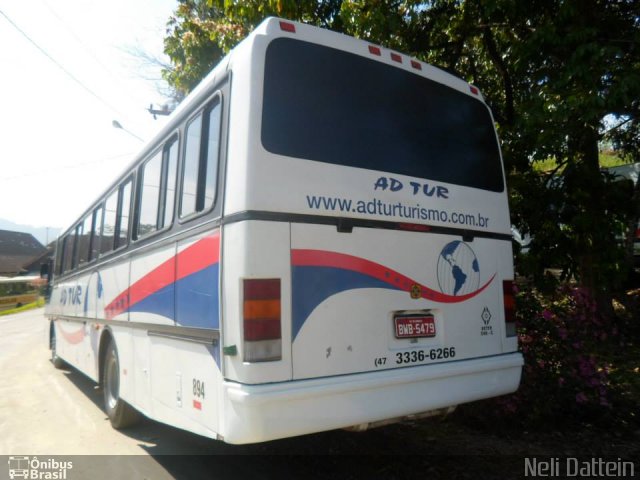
0, 218, 60, 247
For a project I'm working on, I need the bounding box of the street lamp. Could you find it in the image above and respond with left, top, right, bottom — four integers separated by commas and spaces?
112, 120, 144, 142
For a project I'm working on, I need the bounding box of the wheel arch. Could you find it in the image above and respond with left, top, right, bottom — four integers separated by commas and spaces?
98, 327, 114, 386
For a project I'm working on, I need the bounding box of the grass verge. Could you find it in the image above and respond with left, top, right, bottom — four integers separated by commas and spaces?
0, 297, 45, 316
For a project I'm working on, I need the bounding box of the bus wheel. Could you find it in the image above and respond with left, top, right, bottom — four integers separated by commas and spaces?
103, 340, 140, 429
50, 329, 65, 369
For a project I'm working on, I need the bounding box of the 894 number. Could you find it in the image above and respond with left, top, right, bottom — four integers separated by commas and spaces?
395, 347, 456, 365
193, 379, 205, 399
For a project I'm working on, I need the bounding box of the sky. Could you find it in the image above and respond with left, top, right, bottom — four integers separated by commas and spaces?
0, 0, 178, 235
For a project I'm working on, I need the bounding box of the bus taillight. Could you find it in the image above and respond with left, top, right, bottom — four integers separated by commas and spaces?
503, 280, 517, 337
279, 21, 296, 33
243, 279, 282, 362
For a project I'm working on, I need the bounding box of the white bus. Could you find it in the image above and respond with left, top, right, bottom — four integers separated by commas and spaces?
45, 18, 523, 444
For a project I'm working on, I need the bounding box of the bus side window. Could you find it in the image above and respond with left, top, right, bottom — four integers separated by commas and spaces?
180, 96, 221, 218
62, 231, 76, 273
116, 179, 133, 249
89, 205, 103, 262
77, 215, 92, 267
202, 100, 221, 210
161, 138, 179, 228
137, 151, 163, 237
102, 191, 118, 254
180, 113, 202, 217
55, 238, 64, 276
135, 136, 178, 239
73, 224, 83, 269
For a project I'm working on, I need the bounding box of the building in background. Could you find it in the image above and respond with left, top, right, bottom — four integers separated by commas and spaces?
0, 229, 48, 277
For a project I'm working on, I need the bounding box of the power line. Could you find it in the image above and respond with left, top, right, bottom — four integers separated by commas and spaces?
0, 7, 126, 118
39, 0, 153, 110
0, 152, 136, 182
40, 0, 115, 75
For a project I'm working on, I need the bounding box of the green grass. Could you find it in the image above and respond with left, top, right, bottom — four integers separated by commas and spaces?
600, 150, 630, 168
0, 297, 45, 316
533, 151, 630, 173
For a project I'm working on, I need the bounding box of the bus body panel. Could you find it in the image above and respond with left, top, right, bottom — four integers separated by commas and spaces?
221, 352, 523, 444
290, 224, 513, 380
52, 268, 101, 380
84, 269, 102, 319
128, 243, 178, 326
49, 226, 224, 438
99, 258, 130, 322
132, 328, 151, 414
148, 334, 222, 438
45, 17, 522, 444
175, 231, 221, 330
221, 220, 293, 384
52, 318, 98, 381
235, 153, 511, 235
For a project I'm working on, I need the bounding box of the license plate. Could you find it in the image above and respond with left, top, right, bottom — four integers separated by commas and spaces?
394, 314, 436, 339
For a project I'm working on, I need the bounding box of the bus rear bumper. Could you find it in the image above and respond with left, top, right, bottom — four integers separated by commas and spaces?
221, 352, 523, 444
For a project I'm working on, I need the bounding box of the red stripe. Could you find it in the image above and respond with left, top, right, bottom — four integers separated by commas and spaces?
57, 324, 85, 344
105, 233, 220, 319
175, 234, 220, 282
291, 249, 495, 303
128, 257, 176, 308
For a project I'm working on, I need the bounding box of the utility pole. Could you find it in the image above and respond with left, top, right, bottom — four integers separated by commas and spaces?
147, 103, 173, 120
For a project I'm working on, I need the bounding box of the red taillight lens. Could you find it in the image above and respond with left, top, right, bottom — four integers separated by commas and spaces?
243, 317, 281, 341
503, 280, 516, 337
243, 279, 282, 361
279, 21, 296, 33
244, 278, 280, 301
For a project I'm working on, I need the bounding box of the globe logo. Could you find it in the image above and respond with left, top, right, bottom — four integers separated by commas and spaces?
437, 241, 480, 296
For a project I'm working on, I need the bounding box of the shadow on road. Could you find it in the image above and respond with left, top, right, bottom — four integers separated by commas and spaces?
58, 361, 416, 449
56, 362, 519, 479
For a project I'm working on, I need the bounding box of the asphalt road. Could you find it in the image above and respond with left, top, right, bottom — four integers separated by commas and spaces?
0, 308, 448, 480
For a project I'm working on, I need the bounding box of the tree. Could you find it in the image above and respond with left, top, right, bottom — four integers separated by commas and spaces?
163, 0, 344, 97
162, 0, 640, 306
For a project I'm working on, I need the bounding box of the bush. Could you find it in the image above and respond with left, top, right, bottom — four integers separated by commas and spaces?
499, 286, 614, 423
457, 284, 640, 432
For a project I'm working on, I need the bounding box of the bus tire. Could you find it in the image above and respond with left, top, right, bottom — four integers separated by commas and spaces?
50, 328, 65, 369
103, 340, 140, 429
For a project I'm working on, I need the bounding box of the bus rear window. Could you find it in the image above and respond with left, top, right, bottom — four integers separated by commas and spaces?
262, 38, 504, 192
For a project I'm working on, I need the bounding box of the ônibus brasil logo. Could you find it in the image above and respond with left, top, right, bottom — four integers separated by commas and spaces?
7, 456, 73, 480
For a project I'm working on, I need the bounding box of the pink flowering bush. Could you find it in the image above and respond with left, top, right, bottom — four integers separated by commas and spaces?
457, 285, 639, 432
494, 285, 616, 424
